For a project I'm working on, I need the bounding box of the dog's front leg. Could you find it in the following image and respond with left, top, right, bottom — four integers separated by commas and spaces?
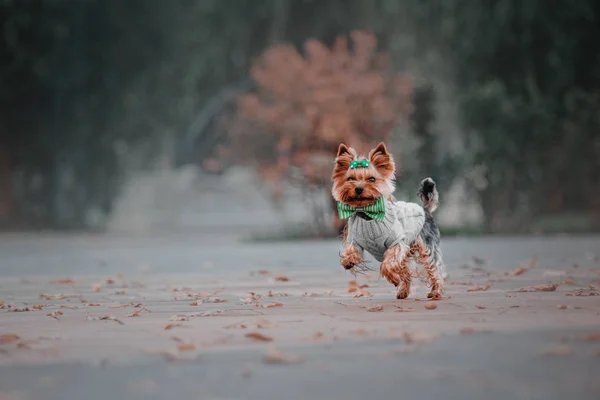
340, 244, 364, 270
381, 243, 412, 299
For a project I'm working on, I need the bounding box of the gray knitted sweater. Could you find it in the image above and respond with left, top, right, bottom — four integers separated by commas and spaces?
346, 198, 426, 262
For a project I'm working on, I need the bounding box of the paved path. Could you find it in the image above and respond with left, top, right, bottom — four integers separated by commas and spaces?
1, 233, 599, 399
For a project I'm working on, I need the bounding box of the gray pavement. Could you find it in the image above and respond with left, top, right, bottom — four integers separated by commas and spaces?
1, 232, 600, 400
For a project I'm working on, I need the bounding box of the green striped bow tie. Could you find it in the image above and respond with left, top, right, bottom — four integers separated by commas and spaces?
337, 196, 386, 221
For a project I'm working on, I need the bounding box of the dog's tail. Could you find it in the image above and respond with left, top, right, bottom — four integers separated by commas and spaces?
417, 177, 439, 213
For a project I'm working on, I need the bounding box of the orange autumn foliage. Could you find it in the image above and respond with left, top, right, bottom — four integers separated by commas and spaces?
223, 31, 412, 213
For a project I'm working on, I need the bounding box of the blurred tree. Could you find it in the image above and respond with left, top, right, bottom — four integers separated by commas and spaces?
222, 31, 413, 232
407, 0, 600, 232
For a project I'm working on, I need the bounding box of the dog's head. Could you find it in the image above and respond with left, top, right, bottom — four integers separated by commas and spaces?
331, 142, 396, 208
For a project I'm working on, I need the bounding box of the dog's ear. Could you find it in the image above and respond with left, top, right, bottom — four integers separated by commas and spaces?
369, 142, 395, 177
336, 143, 351, 158
333, 143, 357, 176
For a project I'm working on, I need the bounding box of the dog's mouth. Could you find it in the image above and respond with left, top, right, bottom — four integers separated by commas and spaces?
345, 197, 377, 207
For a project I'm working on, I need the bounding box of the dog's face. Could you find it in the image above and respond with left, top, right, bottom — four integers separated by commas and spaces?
331, 142, 396, 208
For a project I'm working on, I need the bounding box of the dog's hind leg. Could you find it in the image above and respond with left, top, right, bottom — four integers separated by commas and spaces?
412, 237, 444, 300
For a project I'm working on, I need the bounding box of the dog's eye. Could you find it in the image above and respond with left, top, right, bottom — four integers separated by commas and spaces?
347, 177, 355, 181
368, 177, 376, 182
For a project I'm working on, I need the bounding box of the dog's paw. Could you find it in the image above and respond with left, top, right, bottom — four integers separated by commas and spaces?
396, 285, 410, 299
427, 290, 442, 300
340, 246, 363, 270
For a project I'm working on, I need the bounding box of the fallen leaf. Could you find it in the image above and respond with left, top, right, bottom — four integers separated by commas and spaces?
354, 329, 369, 336
109, 304, 130, 308
517, 284, 559, 292
424, 302, 438, 310
105, 278, 115, 284
512, 267, 529, 276
87, 303, 102, 307
540, 345, 573, 357
86, 315, 125, 325
401, 331, 439, 344
467, 284, 492, 292
0, 334, 20, 344
475, 305, 487, 309
190, 300, 201, 306
92, 284, 102, 292
127, 309, 143, 317
367, 305, 384, 312
224, 322, 248, 329
259, 302, 284, 308
245, 332, 273, 342
52, 278, 75, 284
563, 278, 575, 285
47, 310, 63, 320
557, 304, 569, 310
204, 298, 227, 303
267, 291, 289, 297
274, 276, 289, 282
177, 343, 196, 352
580, 332, 600, 342
241, 292, 262, 304
263, 347, 304, 364
31, 304, 46, 310
353, 290, 372, 298
163, 324, 183, 330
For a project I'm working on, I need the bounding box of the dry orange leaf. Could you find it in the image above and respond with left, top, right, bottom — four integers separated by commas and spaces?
424, 302, 438, 310
580, 332, 600, 342
367, 305, 384, 312
245, 332, 273, 342
92, 284, 102, 292
47, 310, 63, 320
517, 284, 559, 292
52, 278, 75, 284
177, 343, 196, 352
475, 305, 487, 309
467, 284, 492, 292
263, 347, 304, 364
274, 276, 289, 282
0, 334, 20, 344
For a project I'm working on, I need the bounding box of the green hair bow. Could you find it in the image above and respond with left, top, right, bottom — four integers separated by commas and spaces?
350, 160, 370, 169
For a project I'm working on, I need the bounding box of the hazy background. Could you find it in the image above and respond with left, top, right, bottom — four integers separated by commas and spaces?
1, 0, 599, 238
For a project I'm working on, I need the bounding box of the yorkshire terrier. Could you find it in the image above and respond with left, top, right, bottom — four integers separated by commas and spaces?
331, 142, 446, 300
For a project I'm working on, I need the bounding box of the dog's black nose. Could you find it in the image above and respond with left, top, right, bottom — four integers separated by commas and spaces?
355, 187, 364, 195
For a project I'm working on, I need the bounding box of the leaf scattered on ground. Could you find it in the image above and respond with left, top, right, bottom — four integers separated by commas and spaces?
176, 343, 196, 352
475, 305, 487, 309
467, 284, 492, 292
258, 302, 284, 308
263, 347, 304, 365
47, 310, 63, 320
274, 276, 289, 282
0, 334, 20, 344
245, 332, 273, 342
401, 331, 439, 344
580, 332, 600, 342
424, 302, 438, 310
565, 288, 598, 297
40, 293, 80, 300
460, 328, 492, 335
163, 324, 183, 330
557, 304, 569, 310
367, 305, 384, 312
204, 298, 228, 303
240, 292, 262, 305
267, 291, 289, 297
224, 322, 248, 329
302, 291, 333, 297
52, 278, 75, 285
517, 284, 559, 292
86, 314, 124, 325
